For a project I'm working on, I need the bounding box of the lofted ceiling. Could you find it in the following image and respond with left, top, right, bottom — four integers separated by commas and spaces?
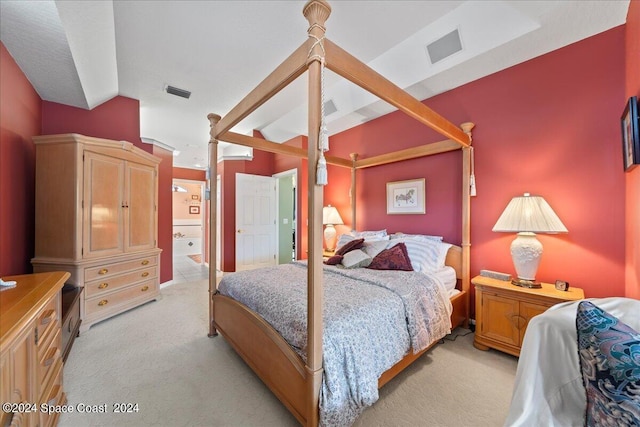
0, 0, 630, 169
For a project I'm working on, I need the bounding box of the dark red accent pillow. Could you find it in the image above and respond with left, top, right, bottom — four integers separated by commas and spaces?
367, 243, 413, 271
323, 255, 343, 265
335, 238, 365, 256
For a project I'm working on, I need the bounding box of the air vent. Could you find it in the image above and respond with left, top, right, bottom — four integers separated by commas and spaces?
323, 99, 338, 116
426, 29, 462, 64
165, 85, 191, 99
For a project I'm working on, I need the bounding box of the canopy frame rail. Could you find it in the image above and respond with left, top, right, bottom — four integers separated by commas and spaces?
207, 1, 475, 425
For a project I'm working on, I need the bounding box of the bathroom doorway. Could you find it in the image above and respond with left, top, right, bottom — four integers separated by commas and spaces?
172, 179, 208, 282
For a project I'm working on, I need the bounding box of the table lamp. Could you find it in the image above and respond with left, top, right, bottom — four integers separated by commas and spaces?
492, 193, 568, 288
322, 205, 344, 251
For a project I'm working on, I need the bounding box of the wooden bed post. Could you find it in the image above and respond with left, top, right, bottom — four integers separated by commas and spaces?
208, 113, 221, 338
460, 122, 474, 328
303, 1, 331, 425
350, 153, 358, 231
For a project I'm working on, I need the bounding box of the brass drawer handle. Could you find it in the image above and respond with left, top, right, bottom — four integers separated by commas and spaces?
98, 268, 108, 275
43, 348, 59, 367
98, 282, 109, 289
98, 300, 108, 306
41, 309, 55, 325
141, 286, 149, 292
141, 260, 150, 265
47, 385, 61, 406
141, 272, 149, 277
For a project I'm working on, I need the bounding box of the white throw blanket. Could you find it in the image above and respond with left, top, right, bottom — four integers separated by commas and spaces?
504, 297, 640, 427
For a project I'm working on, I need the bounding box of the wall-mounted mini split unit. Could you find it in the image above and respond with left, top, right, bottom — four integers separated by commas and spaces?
426, 28, 463, 64
165, 85, 191, 99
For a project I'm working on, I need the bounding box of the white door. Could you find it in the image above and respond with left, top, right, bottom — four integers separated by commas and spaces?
236, 173, 277, 271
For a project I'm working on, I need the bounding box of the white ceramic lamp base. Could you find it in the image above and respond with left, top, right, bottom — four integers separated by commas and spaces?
324, 224, 337, 251
510, 232, 543, 288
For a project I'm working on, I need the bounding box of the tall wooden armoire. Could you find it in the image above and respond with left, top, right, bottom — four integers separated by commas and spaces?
31, 134, 162, 332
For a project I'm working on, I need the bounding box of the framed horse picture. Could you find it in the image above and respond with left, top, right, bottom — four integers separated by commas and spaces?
386, 178, 425, 214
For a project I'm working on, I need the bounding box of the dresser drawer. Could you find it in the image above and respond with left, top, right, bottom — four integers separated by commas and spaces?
85, 265, 158, 298
38, 358, 64, 427
84, 255, 158, 282
37, 328, 61, 399
36, 296, 60, 357
85, 279, 158, 317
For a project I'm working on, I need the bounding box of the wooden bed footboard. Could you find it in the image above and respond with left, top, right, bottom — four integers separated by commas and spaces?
213, 286, 468, 425
212, 294, 311, 425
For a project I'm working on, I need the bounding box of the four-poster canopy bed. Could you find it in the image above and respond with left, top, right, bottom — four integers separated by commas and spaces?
206, 1, 474, 425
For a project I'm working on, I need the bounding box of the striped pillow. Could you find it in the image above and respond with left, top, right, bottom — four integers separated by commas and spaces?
388, 238, 451, 273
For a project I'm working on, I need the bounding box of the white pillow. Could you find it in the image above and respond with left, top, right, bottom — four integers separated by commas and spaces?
351, 229, 387, 238
340, 249, 372, 269
361, 240, 389, 259
390, 232, 443, 242
336, 233, 389, 250
387, 238, 451, 273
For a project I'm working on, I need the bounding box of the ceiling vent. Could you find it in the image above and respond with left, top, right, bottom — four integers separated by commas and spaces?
426, 29, 462, 64
323, 99, 338, 116
165, 85, 191, 99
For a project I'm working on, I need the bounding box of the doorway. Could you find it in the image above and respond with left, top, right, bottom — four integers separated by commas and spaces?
172, 179, 208, 282
274, 169, 297, 264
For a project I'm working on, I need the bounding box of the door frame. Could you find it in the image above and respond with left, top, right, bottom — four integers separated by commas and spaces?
273, 168, 298, 263
172, 178, 206, 263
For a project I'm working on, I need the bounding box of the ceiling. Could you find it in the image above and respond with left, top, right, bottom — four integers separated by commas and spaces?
0, 1, 630, 169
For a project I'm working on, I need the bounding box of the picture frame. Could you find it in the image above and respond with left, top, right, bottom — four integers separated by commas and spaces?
191, 194, 200, 200
386, 178, 425, 214
189, 206, 200, 214
621, 96, 639, 172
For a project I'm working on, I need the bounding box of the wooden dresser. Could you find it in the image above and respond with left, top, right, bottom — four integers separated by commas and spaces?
0, 271, 69, 427
31, 134, 162, 332
472, 275, 584, 356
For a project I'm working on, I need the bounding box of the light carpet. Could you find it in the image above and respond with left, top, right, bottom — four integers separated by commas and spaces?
60, 279, 517, 427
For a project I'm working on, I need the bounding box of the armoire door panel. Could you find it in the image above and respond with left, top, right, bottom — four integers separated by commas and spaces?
125, 162, 157, 252
83, 152, 125, 257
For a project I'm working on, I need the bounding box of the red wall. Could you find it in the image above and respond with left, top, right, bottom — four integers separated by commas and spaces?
217, 135, 275, 272
42, 96, 149, 153
174, 167, 206, 181
154, 146, 174, 283
330, 27, 627, 300
0, 43, 42, 276
625, 1, 640, 299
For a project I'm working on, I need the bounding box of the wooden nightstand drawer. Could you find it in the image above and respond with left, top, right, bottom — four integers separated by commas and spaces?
472, 275, 584, 356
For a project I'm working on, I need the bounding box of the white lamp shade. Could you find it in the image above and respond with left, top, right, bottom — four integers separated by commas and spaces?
322, 206, 344, 225
492, 193, 568, 234
493, 193, 568, 282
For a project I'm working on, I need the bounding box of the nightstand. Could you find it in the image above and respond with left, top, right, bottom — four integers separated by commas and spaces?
472, 275, 584, 356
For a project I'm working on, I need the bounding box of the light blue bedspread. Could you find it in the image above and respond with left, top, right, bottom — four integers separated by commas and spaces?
218, 261, 452, 426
